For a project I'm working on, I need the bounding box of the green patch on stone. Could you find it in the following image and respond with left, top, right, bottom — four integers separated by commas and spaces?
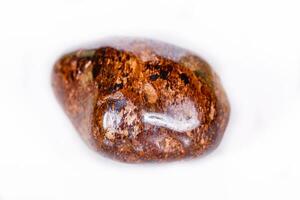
194, 70, 206, 79
194, 70, 213, 88
78, 50, 96, 58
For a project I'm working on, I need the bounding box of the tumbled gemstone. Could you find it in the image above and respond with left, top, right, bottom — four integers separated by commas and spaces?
52, 38, 230, 163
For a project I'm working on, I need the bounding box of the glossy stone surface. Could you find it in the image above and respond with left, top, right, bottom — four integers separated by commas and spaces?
52, 38, 230, 163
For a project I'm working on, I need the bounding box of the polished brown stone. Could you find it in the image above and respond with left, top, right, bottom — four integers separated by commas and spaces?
52, 38, 230, 163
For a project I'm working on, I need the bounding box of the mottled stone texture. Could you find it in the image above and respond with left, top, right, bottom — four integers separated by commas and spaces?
52, 38, 230, 163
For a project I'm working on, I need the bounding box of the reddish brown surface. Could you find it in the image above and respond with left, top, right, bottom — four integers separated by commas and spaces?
52, 38, 230, 163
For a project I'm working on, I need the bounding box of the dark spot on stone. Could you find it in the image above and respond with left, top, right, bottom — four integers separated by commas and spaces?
92, 65, 101, 79
145, 63, 152, 69
160, 70, 169, 80
180, 73, 190, 84
155, 65, 161, 70
112, 83, 123, 92
149, 74, 159, 81
166, 64, 173, 72
69, 72, 75, 81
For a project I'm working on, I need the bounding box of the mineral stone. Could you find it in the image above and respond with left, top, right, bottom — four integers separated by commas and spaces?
52, 38, 230, 163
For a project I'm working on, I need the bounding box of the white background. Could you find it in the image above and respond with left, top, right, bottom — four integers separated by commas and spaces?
0, 0, 300, 199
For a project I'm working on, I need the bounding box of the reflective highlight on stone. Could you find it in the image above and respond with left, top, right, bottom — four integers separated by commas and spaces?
52, 38, 230, 163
